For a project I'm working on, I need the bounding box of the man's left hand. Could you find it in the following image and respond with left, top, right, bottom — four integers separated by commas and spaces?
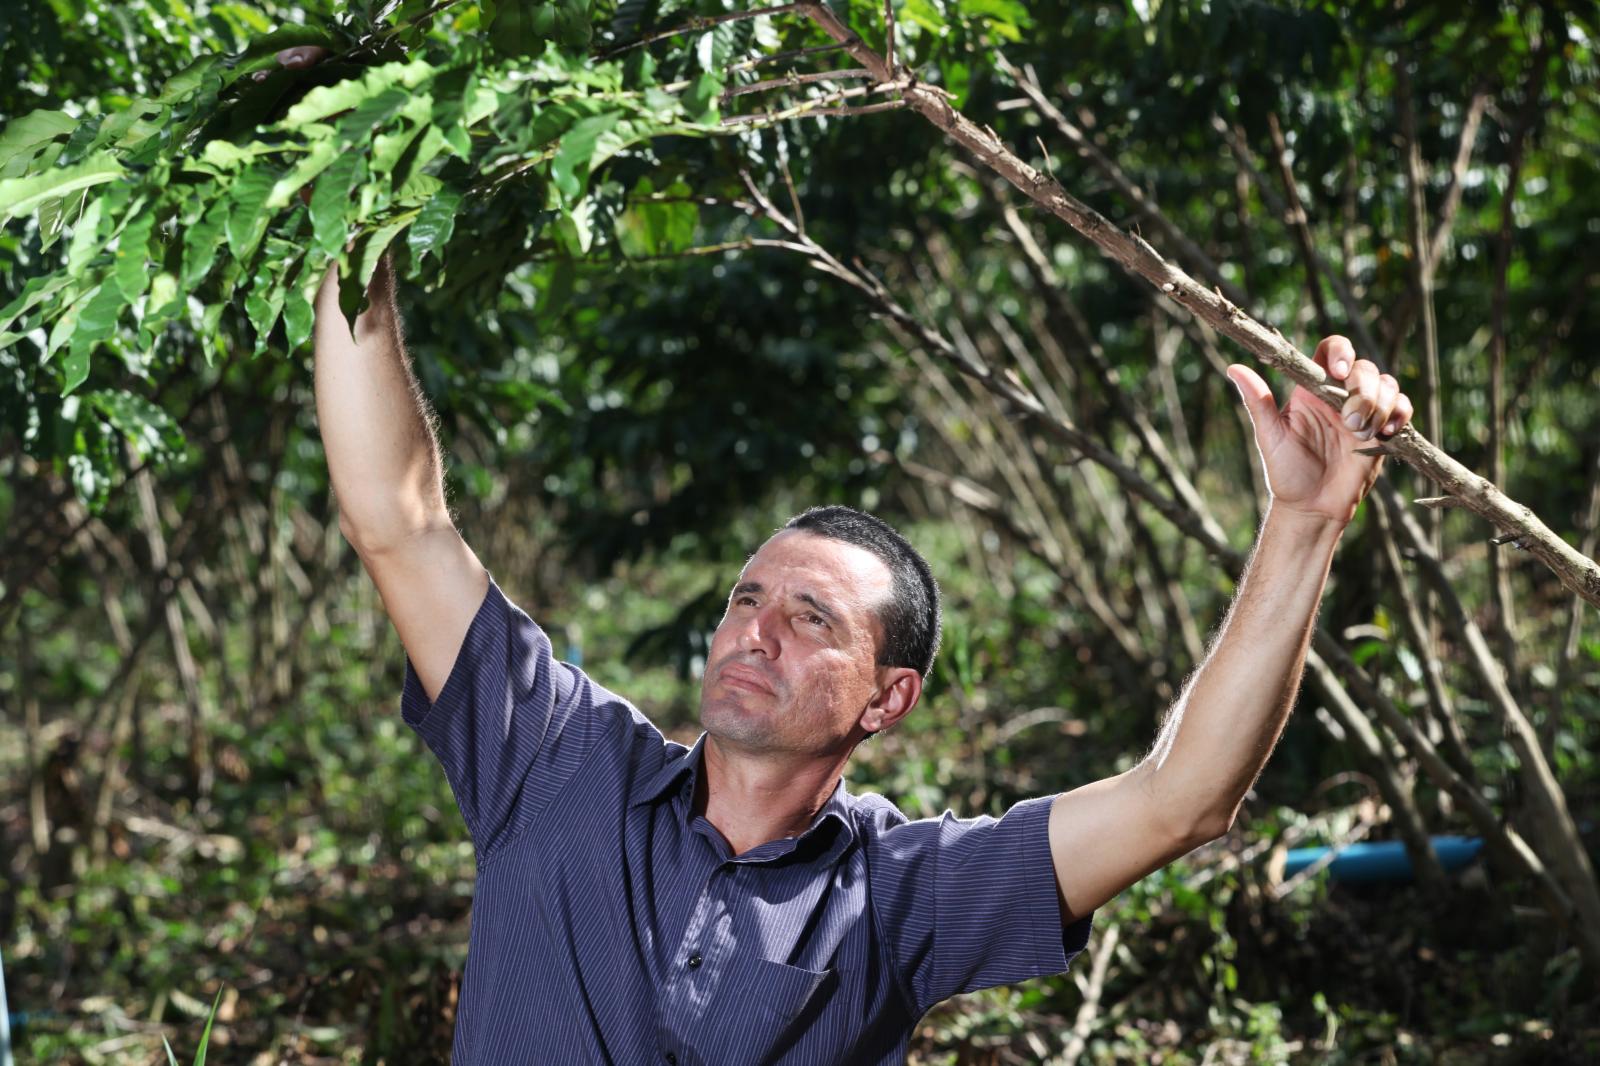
1225, 335, 1414, 526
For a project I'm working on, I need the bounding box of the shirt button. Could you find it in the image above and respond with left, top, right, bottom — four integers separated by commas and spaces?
687, 953, 703, 969
665, 1054, 678, 1065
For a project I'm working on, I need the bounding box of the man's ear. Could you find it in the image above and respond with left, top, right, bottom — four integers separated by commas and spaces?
861, 667, 923, 733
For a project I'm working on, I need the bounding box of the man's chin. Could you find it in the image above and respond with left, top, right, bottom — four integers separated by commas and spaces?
700, 701, 785, 750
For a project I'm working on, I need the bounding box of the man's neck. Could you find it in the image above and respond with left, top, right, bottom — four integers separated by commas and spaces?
696, 735, 849, 856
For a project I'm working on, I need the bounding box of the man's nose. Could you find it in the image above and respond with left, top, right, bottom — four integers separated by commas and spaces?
737, 606, 779, 657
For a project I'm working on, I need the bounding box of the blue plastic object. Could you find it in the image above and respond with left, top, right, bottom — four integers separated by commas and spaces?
1282, 836, 1485, 885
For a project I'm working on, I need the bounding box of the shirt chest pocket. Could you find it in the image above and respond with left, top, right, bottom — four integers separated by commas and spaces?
703, 955, 839, 1062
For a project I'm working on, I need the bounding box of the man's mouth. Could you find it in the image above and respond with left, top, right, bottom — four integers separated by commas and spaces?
720, 663, 775, 695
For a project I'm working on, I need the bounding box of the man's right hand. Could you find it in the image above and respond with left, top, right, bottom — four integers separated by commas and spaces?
254, 45, 332, 81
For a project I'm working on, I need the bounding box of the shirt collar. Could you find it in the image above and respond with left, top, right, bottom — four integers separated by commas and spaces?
631, 731, 710, 808
631, 731, 858, 857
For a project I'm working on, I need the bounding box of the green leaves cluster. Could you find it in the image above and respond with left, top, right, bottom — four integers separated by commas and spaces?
1, 1, 739, 509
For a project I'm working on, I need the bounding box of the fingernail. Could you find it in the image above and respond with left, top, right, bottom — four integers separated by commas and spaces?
252, 70, 268, 82
1356, 424, 1375, 441
1344, 412, 1364, 431
1381, 417, 1399, 435
1334, 360, 1350, 376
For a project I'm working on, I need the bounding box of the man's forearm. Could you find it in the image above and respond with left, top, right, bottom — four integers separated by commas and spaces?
1143, 504, 1345, 834
312, 254, 448, 549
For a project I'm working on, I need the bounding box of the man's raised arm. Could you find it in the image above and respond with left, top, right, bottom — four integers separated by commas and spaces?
1044, 336, 1414, 922
312, 252, 488, 703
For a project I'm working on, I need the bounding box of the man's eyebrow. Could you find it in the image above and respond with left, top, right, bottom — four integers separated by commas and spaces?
796, 592, 842, 626
729, 582, 843, 626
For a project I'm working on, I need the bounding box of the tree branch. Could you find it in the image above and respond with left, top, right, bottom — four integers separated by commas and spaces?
790, 0, 1600, 609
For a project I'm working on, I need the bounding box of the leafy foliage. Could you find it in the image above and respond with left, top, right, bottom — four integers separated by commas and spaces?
2, 0, 729, 506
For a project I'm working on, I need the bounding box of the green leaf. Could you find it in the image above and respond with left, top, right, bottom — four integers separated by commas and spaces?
338, 214, 417, 324
554, 199, 594, 254
406, 186, 464, 264
551, 111, 622, 202
392, 122, 452, 194
139, 271, 184, 347
682, 73, 723, 121
359, 216, 417, 289
194, 987, 224, 1066
245, 263, 289, 354
225, 164, 280, 264
59, 348, 92, 396
181, 197, 230, 289
282, 257, 322, 353
195, 138, 279, 174
38, 188, 84, 251
0, 271, 74, 339
546, 0, 594, 48
157, 55, 223, 104
85, 389, 187, 460
163, 1036, 179, 1066
65, 280, 131, 388
245, 290, 285, 355
484, 0, 546, 58
266, 137, 342, 209
310, 151, 363, 257
371, 109, 431, 177
393, 171, 443, 205
273, 59, 436, 128
0, 109, 78, 170
66, 194, 111, 276
113, 210, 158, 300
616, 178, 696, 257
0, 151, 125, 224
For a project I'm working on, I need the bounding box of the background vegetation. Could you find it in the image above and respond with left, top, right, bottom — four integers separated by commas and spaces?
4, 0, 1600, 1061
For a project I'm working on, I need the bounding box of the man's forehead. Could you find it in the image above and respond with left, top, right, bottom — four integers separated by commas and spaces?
738, 530, 892, 596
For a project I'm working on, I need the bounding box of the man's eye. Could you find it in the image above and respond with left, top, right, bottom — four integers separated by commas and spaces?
803, 613, 827, 627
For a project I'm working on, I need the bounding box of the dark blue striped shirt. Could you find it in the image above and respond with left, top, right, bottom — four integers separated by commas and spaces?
401, 574, 1091, 1064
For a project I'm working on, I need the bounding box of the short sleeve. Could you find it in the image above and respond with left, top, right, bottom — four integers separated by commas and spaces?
400, 573, 622, 860
868, 795, 1092, 1017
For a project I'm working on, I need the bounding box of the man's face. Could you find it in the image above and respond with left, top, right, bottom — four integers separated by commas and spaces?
698, 530, 894, 755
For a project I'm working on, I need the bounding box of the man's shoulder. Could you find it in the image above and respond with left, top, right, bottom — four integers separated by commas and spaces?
840, 788, 914, 837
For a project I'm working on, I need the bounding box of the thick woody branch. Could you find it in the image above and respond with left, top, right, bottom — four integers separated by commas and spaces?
792, 0, 1600, 610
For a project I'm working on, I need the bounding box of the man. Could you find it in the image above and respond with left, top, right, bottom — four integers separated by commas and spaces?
296, 45, 1414, 1066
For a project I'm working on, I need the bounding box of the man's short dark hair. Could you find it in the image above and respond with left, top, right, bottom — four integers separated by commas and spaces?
782, 505, 942, 678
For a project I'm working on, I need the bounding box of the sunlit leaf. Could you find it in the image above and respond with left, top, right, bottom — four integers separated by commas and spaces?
0, 151, 124, 223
